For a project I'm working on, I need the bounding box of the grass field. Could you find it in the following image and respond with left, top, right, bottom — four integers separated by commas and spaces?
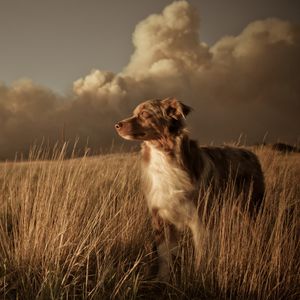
0, 144, 299, 299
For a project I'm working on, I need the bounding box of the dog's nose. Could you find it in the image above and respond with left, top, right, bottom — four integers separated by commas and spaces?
115, 122, 123, 130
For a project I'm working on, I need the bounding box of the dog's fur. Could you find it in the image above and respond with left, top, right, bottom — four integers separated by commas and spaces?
115, 97, 265, 280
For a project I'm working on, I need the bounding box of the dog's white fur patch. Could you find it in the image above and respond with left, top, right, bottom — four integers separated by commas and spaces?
144, 143, 197, 229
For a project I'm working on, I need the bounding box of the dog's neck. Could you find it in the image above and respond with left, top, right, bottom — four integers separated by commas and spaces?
141, 131, 201, 182
143, 130, 185, 154
141, 131, 189, 165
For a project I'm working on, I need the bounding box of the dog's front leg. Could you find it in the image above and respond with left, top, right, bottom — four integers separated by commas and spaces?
151, 209, 178, 282
189, 215, 207, 270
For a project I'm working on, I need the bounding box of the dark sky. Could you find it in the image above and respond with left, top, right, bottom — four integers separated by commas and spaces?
1, 0, 299, 93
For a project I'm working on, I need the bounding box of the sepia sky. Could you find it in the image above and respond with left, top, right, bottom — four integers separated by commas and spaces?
1, 0, 299, 93
0, 0, 299, 158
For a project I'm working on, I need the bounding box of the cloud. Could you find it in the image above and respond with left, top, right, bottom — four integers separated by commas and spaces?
0, 1, 299, 158
124, 0, 211, 78
0, 80, 62, 158
0, 80, 121, 159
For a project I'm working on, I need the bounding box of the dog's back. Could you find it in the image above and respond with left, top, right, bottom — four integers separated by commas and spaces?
198, 145, 265, 214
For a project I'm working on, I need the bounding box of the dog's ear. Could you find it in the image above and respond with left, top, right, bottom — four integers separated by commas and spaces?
162, 97, 192, 120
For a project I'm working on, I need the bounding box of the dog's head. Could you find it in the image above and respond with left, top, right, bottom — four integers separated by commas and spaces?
115, 97, 192, 141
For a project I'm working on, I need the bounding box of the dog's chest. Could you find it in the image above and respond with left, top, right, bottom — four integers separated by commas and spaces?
143, 146, 195, 226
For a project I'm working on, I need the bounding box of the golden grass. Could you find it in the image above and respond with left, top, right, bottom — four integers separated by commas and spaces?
0, 145, 299, 299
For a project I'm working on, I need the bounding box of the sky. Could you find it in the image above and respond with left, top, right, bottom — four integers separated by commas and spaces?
1, 0, 299, 93
0, 0, 299, 158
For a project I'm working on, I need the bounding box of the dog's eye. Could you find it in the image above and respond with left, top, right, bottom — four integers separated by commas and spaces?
140, 111, 150, 118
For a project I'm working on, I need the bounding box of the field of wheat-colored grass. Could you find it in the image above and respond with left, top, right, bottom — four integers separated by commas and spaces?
0, 144, 299, 299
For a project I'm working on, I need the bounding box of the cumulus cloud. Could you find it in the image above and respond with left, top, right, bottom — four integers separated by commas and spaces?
75, 1, 300, 144
0, 80, 62, 158
124, 1, 211, 78
1, 1, 299, 159
0, 80, 121, 159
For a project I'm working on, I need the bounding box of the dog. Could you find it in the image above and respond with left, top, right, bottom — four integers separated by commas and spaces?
115, 97, 265, 281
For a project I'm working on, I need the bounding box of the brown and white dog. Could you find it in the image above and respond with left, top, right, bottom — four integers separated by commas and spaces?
115, 97, 265, 281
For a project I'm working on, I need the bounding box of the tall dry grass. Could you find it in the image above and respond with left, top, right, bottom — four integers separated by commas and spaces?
0, 144, 299, 299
